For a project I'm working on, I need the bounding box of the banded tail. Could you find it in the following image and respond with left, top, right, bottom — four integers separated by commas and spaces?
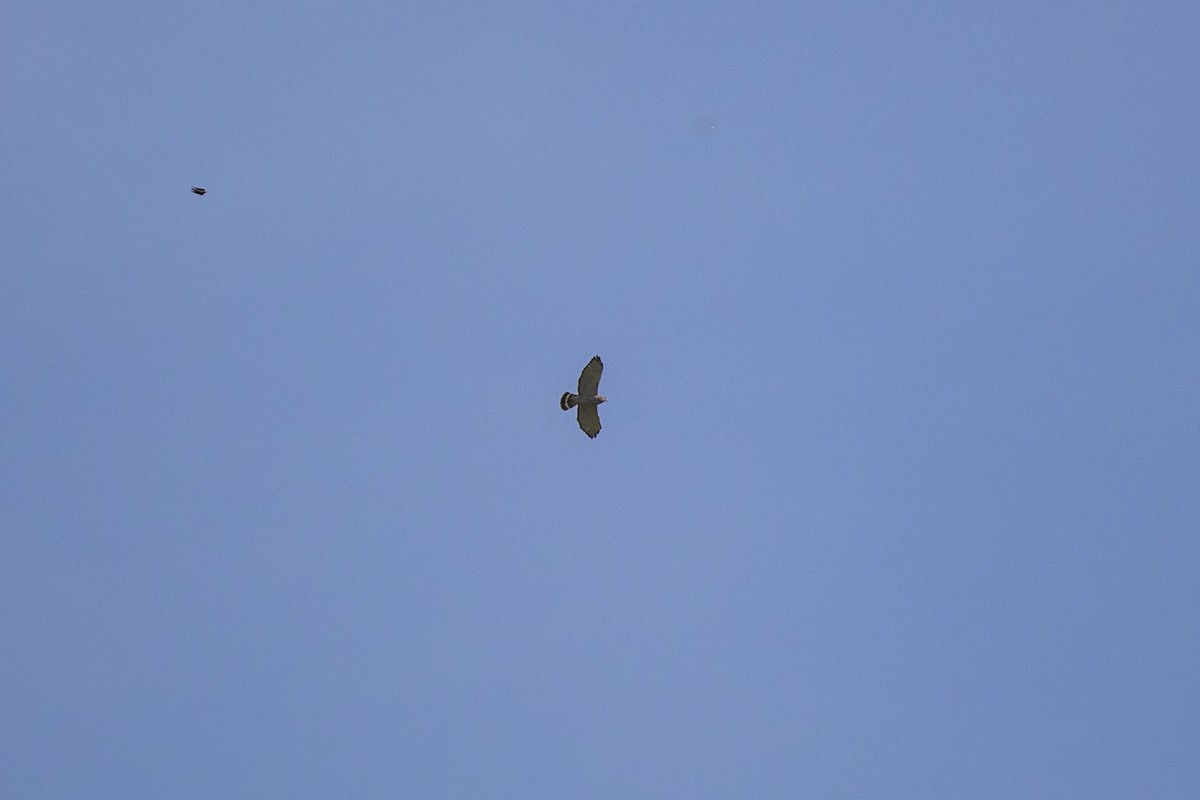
560, 392, 578, 410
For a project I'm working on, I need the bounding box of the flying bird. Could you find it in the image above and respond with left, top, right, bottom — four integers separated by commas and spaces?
191, 187, 206, 195
561, 355, 606, 438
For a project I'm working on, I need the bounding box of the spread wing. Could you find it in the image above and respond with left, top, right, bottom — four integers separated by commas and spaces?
577, 355, 603, 396
577, 404, 601, 438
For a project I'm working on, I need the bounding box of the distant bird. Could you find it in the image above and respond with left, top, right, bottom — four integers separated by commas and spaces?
560, 355, 606, 438
191, 187, 206, 195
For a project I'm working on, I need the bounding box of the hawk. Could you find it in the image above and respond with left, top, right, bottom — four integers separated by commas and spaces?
191, 187, 206, 195
560, 355, 606, 438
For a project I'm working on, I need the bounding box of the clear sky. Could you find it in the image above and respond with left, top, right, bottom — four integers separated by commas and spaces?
3, 2, 1199, 797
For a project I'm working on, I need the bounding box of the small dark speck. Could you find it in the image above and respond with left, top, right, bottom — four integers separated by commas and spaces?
191, 186, 206, 195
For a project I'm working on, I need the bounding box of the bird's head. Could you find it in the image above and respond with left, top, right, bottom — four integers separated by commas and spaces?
595, 395, 607, 404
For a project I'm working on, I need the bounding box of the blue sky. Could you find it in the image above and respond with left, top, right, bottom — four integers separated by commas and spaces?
3, 2, 1199, 797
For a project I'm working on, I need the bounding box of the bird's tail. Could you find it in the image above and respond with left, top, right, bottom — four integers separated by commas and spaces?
560, 392, 578, 410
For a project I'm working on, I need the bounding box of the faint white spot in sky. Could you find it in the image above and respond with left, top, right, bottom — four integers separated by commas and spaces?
693, 114, 717, 137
